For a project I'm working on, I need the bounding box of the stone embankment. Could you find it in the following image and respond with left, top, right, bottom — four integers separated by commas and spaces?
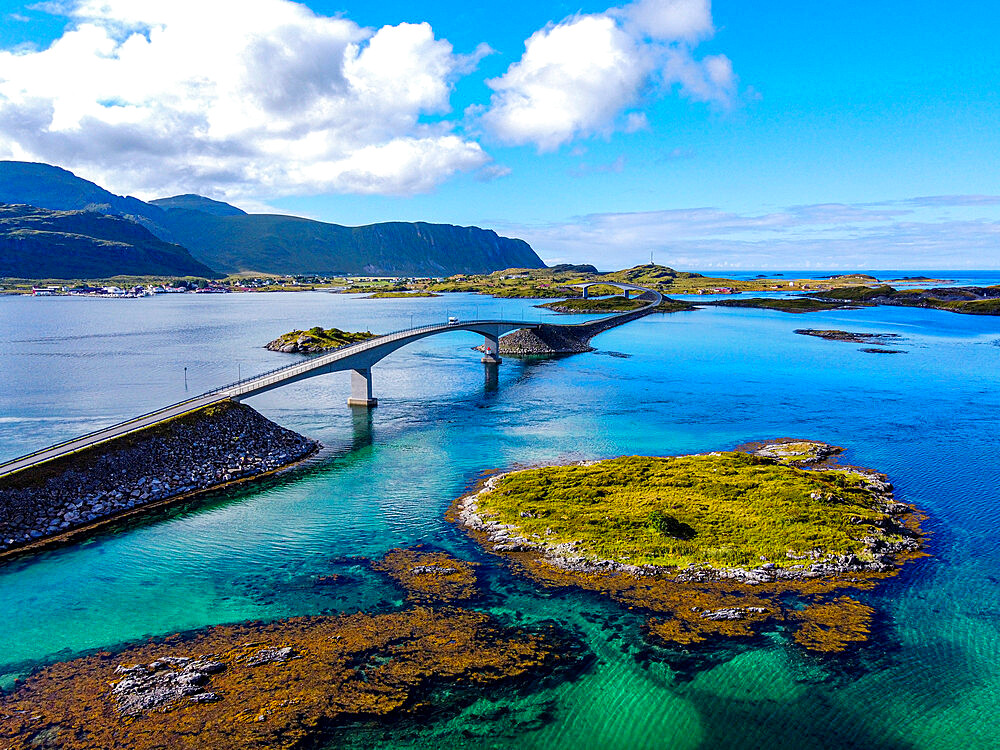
0, 401, 317, 556
489, 294, 669, 356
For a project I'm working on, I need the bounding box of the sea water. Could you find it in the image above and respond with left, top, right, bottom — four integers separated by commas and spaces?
0, 291, 998, 748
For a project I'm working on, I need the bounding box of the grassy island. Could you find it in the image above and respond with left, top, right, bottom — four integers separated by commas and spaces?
366, 290, 440, 299
452, 440, 925, 652
538, 295, 648, 313
265, 325, 376, 353
469, 451, 909, 569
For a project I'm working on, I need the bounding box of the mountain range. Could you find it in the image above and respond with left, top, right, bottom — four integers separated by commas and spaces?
0, 204, 216, 279
0, 162, 545, 279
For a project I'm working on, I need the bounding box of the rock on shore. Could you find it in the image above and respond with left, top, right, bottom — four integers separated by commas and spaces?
483, 298, 673, 356
0, 401, 317, 555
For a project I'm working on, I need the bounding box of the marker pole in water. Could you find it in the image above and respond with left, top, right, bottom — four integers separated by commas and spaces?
184, 366, 188, 390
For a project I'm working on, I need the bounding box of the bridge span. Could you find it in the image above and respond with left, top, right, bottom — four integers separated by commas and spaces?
568, 281, 655, 300
0, 283, 662, 479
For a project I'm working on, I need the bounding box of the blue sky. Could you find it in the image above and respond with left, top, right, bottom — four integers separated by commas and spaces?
0, 0, 998, 269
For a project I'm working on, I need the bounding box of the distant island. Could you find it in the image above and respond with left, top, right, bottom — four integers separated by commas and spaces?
452, 440, 925, 652
0, 161, 544, 278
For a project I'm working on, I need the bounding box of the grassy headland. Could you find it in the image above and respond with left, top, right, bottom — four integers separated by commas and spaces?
538, 295, 648, 313
366, 290, 440, 299
704, 297, 854, 313
809, 284, 1000, 315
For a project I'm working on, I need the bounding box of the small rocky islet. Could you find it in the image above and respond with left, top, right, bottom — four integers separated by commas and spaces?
450, 439, 926, 653
794, 328, 908, 354
264, 326, 376, 354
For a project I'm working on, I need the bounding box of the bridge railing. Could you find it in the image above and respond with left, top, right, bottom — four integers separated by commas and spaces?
0, 393, 220, 473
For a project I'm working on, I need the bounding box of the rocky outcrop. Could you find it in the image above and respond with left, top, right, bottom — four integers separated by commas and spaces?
0, 401, 317, 556
266, 333, 330, 354
488, 295, 668, 356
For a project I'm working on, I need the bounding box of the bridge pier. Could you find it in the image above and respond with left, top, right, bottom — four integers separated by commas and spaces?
347, 368, 378, 408
622, 289, 630, 300
582, 286, 589, 299
481, 334, 502, 364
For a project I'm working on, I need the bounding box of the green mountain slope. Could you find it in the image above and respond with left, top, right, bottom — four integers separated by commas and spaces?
0, 161, 170, 236
0, 204, 218, 279
0, 161, 546, 277
154, 209, 543, 275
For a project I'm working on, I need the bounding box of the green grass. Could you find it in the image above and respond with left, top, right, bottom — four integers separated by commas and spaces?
476, 453, 901, 569
808, 285, 896, 301
366, 291, 440, 299
948, 298, 1000, 314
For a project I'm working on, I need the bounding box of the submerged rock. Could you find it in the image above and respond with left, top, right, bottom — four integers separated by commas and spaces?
0, 608, 572, 750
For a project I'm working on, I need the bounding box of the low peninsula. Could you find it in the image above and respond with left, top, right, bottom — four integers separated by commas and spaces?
451, 440, 925, 652
704, 284, 1000, 316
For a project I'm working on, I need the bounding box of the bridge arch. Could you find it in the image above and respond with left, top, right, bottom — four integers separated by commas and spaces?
221, 320, 536, 407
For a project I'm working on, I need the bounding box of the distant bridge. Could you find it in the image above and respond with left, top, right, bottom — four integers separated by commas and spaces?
0, 285, 661, 478
568, 281, 655, 300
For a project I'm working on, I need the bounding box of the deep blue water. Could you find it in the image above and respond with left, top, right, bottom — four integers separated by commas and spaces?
1, 290, 999, 748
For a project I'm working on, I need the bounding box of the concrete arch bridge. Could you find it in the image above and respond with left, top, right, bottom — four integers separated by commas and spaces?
221, 319, 532, 408
568, 281, 658, 300
0, 283, 661, 478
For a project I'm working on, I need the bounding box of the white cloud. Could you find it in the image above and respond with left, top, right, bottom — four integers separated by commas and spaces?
481, 0, 736, 150
663, 49, 735, 103
0, 0, 491, 199
620, 0, 713, 41
481, 14, 652, 151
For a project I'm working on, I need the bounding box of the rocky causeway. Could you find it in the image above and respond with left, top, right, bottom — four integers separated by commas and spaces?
0, 401, 318, 557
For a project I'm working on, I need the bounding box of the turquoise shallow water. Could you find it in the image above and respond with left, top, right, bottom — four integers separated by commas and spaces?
1, 291, 999, 748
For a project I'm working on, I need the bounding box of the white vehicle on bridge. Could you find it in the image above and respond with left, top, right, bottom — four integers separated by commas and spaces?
447, 316, 459, 325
